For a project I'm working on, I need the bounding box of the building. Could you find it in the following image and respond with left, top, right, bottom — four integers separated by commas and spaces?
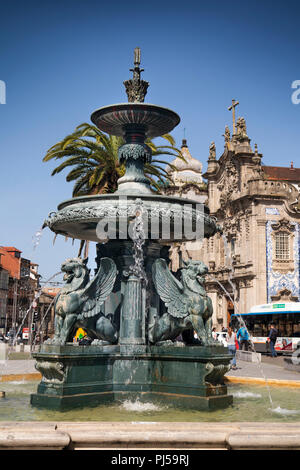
0, 247, 22, 334
0, 247, 40, 338
0, 255, 9, 333
166, 112, 300, 330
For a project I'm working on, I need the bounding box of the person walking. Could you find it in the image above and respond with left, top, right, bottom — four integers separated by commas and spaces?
267, 323, 278, 357
226, 326, 237, 370
212, 327, 217, 341
236, 324, 250, 351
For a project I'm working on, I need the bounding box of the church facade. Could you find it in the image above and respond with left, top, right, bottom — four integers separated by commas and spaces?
166, 113, 300, 330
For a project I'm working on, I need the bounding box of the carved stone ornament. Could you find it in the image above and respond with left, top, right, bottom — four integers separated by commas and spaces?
222, 216, 240, 236
118, 143, 152, 163
123, 79, 149, 103
271, 218, 295, 234
218, 158, 239, 209
205, 362, 231, 386
271, 288, 298, 302
35, 361, 65, 384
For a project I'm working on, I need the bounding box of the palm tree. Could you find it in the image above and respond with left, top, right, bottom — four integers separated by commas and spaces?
43, 123, 184, 196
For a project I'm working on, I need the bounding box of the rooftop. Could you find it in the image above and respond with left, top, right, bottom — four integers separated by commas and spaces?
0, 247, 21, 279
262, 164, 300, 182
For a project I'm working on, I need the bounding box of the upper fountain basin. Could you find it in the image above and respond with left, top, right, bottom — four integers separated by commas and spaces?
91, 103, 180, 138
43, 193, 221, 243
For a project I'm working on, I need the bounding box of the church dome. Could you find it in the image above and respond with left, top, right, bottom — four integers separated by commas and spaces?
166, 139, 203, 184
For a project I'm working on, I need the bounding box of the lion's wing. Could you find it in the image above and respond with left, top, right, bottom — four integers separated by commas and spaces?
152, 259, 188, 319
80, 258, 117, 319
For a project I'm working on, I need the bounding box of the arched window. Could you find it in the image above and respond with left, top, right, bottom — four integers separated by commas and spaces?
275, 232, 290, 260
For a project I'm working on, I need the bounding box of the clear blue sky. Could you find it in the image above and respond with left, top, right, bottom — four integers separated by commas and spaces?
1, 0, 300, 280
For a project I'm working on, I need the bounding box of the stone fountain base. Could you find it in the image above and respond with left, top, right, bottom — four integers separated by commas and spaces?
30, 344, 233, 411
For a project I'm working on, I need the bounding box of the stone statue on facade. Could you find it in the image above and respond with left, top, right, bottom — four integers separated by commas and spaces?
149, 258, 215, 346
209, 141, 216, 160
236, 117, 248, 139
223, 126, 231, 145
46, 257, 118, 345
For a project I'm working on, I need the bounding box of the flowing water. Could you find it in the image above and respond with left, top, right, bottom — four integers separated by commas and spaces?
128, 201, 147, 283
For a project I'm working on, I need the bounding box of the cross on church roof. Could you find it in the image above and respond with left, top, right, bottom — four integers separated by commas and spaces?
228, 99, 239, 135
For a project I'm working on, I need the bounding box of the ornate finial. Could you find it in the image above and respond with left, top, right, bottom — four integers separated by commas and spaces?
123, 47, 149, 103
182, 139, 188, 148
253, 143, 262, 165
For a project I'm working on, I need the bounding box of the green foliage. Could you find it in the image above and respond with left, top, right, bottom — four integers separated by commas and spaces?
43, 123, 184, 196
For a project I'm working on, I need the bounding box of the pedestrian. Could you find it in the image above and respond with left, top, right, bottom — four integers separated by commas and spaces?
236, 324, 250, 351
267, 323, 278, 357
212, 327, 217, 341
226, 326, 237, 370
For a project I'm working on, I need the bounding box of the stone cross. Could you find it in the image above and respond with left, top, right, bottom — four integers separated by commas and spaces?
228, 99, 239, 135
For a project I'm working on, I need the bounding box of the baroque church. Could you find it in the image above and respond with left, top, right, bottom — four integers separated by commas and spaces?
166, 105, 300, 329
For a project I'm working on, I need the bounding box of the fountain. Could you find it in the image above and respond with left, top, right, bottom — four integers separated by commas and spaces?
30, 48, 233, 411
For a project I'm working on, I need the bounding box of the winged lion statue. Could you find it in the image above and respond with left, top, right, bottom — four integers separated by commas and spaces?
150, 258, 216, 346
46, 256, 118, 345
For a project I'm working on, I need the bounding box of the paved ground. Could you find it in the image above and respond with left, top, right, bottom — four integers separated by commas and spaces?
226, 354, 300, 382
0, 359, 37, 376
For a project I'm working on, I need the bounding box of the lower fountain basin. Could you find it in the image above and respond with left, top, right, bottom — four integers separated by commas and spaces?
43, 193, 220, 243
30, 343, 232, 411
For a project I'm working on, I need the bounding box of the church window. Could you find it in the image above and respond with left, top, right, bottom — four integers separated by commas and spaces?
275, 232, 290, 260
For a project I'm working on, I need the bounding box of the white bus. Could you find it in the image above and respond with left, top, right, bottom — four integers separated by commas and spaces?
231, 302, 300, 354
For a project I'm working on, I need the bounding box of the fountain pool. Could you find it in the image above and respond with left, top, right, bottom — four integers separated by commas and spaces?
1, 380, 300, 423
